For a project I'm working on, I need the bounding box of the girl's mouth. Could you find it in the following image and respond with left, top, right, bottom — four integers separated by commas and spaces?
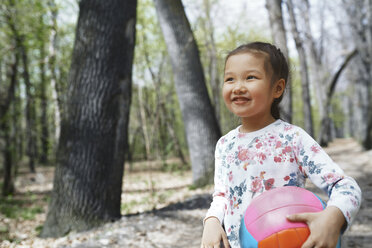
232, 96, 250, 104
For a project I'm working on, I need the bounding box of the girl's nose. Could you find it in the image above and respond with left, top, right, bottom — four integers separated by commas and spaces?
233, 81, 247, 94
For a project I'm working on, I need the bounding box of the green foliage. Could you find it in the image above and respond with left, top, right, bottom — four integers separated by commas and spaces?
0, 0, 76, 173
0, 224, 8, 233
187, 184, 197, 190
121, 199, 140, 214
35, 225, 43, 235
129, 0, 188, 162
0, 194, 45, 220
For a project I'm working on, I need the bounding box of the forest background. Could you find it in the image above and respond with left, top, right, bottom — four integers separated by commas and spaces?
0, 0, 371, 246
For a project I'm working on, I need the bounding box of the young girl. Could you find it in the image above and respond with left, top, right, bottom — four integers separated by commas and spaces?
201, 42, 361, 248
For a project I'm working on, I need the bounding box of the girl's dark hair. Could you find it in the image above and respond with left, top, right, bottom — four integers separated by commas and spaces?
225, 41, 289, 119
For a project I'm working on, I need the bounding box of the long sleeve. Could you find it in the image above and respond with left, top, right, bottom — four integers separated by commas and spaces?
293, 128, 362, 229
204, 138, 229, 225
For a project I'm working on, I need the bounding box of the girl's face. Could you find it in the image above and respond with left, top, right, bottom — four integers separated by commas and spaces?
222, 52, 283, 122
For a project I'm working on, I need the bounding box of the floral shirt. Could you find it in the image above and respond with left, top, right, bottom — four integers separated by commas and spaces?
204, 120, 361, 248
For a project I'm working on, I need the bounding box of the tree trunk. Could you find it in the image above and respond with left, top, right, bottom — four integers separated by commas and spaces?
11, 90, 21, 176
160, 102, 187, 165
41, 0, 136, 237
154, 0, 221, 186
38, 15, 50, 164
1, 121, 15, 196
203, 0, 221, 126
343, 0, 372, 149
20, 39, 37, 172
298, 0, 327, 131
48, 0, 61, 146
138, 86, 151, 160
286, 0, 313, 136
365, 0, 372, 149
0, 52, 19, 196
142, 46, 167, 161
6, 0, 37, 172
266, 0, 292, 122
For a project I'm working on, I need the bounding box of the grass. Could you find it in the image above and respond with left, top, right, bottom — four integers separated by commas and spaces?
35, 225, 43, 236
0, 194, 45, 220
120, 187, 178, 215
160, 161, 190, 173
0, 191, 49, 242
121, 200, 140, 214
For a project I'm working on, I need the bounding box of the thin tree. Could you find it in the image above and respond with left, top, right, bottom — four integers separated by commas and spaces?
201, 0, 221, 126
6, 0, 38, 172
342, 0, 372, 149
0, 52, 19, 196
286, 0, 313, 136
37, 9, 50, 164
317, 49, 357, 145
154, 0, 221, 186
48, 0, 61, 144
266, 0, 292, 123
297, 0, 357, 146
41, 0, 137, 237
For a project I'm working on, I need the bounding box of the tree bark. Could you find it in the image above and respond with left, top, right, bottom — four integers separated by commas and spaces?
48, 0, 61, 146
160, 101, 187, 165
41, 0, 136, 237
20, 38, 37, 172
1, 120, 14, 196
266, 0, 292, 122
0, 53, 19, 196
138, 86, 151, 160
298, 0, 327, 125
154, 0, 221, 186
38, 13, 50, 164
286, 0, 313, 136
203, 0, 221, 126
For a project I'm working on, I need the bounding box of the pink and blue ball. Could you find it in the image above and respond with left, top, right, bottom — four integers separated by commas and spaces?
239, 186, 341, 248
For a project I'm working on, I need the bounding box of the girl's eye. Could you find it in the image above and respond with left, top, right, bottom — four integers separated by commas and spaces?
247, 75, 256, 80
225, 77, 234, 82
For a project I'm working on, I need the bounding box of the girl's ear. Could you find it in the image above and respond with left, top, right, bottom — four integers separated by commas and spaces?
273, 79, 286, 98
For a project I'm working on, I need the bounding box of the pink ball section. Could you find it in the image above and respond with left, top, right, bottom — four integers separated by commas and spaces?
243, 186, 324, 242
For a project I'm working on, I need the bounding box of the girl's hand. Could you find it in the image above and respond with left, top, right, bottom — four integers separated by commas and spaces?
287, 206, 345, 248
201, 217, 230, 248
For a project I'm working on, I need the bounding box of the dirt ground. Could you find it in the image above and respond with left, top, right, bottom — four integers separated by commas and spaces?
1, 138, 371, 247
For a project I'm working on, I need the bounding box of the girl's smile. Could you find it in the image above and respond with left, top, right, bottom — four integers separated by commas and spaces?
231, 96, 251, 104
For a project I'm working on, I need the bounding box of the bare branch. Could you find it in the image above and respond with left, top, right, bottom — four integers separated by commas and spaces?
327, 49, 358, 102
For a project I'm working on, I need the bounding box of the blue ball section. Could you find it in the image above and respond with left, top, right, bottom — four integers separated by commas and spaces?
239, 215, 258, 248
312, 192, 326, 209
337, 237, 342, 248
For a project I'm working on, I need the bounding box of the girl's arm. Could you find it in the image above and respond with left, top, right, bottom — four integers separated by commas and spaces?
203, 138, 229, 225
292, 127, 361, 229
289, 128, 362, 247
287, 206, 345, 248
201, 138, 230, 247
